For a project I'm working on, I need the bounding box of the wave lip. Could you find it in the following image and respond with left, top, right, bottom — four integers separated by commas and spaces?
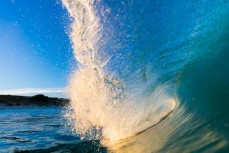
62, 0, 177, 141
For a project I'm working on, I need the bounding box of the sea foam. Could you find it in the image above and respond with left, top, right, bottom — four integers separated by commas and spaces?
62, 0, 176, 140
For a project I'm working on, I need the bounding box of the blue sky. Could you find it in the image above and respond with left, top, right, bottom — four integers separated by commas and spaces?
0, 0, 73, 97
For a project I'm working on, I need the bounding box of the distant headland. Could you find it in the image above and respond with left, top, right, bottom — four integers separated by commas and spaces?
0, 94, 69, 106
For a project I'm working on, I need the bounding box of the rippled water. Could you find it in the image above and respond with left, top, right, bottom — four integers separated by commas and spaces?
0, 106, 106, 153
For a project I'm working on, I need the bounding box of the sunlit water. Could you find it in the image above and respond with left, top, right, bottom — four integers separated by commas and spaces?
2, 0, 229, 152
61, 0, 229, 152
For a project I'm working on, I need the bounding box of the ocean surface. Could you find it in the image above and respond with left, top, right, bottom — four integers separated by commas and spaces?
0, 106, 106, 153
2, 0, 229, 152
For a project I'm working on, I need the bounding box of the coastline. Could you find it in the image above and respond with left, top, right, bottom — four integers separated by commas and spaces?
0, 94, 69, 107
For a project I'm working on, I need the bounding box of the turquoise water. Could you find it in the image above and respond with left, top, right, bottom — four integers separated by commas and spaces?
62, 0, 229, 152
1, 0, 229, 152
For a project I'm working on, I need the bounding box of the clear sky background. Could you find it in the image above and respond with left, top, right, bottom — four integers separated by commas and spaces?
0, 0, 74, 97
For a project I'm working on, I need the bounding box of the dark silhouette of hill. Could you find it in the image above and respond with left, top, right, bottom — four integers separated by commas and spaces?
0, 94, 69, 106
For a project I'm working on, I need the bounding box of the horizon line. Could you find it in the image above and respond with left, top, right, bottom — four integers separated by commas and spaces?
0, 88, 65, 95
